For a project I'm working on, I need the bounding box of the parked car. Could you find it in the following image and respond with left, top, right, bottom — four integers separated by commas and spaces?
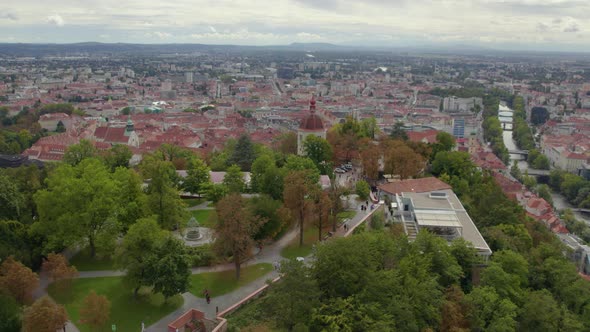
334, 168, 345, 173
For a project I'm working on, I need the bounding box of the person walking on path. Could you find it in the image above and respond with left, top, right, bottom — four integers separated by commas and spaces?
204, 289, 211, 304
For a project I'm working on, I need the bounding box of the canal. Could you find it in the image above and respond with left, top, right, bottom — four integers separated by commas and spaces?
499, 105, 590, 224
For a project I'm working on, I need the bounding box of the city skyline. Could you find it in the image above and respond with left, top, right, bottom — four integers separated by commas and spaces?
1, 0, 589, 52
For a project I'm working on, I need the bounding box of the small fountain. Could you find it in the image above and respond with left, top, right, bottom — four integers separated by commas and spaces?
184, 217, 203, 241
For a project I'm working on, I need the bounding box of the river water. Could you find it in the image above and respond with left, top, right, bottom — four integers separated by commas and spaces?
499, 109, 590, 224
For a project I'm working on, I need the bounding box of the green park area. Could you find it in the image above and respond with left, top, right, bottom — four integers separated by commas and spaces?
190, 209, 218, 228
280, 227, 317, 260
280, 210, 356, 260
337, 210, 355, 222
70, 247, 116, 271
48, 276, 183, 332
190, 263, 273, 298
183, 197, 206, 207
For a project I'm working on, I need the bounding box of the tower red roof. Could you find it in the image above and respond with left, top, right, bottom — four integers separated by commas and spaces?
300, 95, 324, 131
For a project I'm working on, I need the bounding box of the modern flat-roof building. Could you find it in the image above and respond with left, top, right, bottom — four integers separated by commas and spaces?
379, 178, 492, 258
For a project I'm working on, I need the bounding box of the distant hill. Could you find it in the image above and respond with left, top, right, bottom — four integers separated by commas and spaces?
0, 41, 586, 57
0, 42, 369, 57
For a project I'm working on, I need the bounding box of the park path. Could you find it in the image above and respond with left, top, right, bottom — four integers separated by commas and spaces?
32, 247, 82, 332
186, 200, 214, 211
147, 203, 378, 331
37, 199, 378, 332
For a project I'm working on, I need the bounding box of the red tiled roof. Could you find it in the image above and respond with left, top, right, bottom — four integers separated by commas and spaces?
94, 127, 128, 143
300, 114, 325, 131
378, 177, 451, 195
407, 130, 438, 144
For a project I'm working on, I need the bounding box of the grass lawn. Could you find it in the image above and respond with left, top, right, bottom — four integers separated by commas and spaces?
280, 226, 325, 260
183, 197, 205, 207
337, 210, 356, 221
48, 276, 183, 332
189, 263, 272, 298
69, 247, 116, 271
190, 209, 218, 228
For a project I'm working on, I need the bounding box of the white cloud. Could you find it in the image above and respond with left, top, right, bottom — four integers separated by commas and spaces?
145, 31, 172, 39
0, 0, 588, 50
0, 11, 18, 20
47, 14, 65, 26
295, 32, 322, 40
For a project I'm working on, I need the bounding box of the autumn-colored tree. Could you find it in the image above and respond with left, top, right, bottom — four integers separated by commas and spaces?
283, 170, 319, 247
42, 253, 78, 293
327, 129, 360, 163
360, 141, 381, 182
0, 256, 39, 304
273, 132, 298, 155
22, 296, 68, 332
440, 286, 470, 332
314, 191, 332, 242
384, 140, 425, 179
215, 194, 262, 279
79, 290, 111, 330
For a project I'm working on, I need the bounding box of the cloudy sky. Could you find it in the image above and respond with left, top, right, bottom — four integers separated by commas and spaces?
0, 0, 589, 51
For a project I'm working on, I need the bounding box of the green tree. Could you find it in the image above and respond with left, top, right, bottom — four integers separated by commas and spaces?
432, 151, 475, 180
480, 262, 524, 305
464, 286, 518, 332
432, 131, 456, 157
140, 155, 188, 229
34, 159, 123, 257
311, 296, 394, 332
251, 154, 284, 199
313, 233, 387, 298
223, 164, 245, 193
536, 184, 553, 206
0, 172, 24, 221
531, 107, 549, 125
518, 290, 561, 332
390, 121, 408, 140
532, 154, 550, 170
101, 144, 132, 171
492, 250, 529, 288
510, 160, 522, 180
249, 195, 287, 241
55, 120, 66, 132
204, 183, 229, 203
0, 293, 21, 332
111, 167, 148, 231
115, 217, 166, 298
182, 158, 211, 195
360, 117, 379, 139
355, 180, 370, 200
284, 155, 320, 184
62, 139, 97, 166
449, 238, 480, 291
265, 259, 320, 330
303, 135, 332, 173
228, 134, 256, 171
148, 235, 191, 300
